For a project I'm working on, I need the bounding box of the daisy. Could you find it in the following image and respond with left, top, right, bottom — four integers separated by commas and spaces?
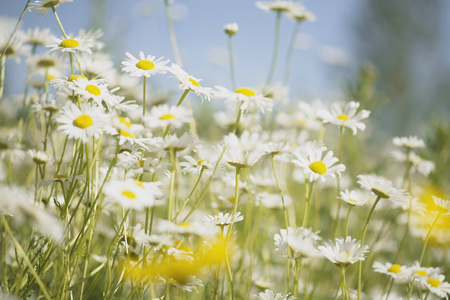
169, 64, 214, 100
28, 149, 53, 165
254, 289, 296, 300
223, 132, 264, 168
47, 35, 93, 54
357, 174, 410, 206
224, 23, 239, 35
54, 103, 109, 143
28, 0, 73, 16
103, 179, 163, 209
261, 141, 290, 156
339, 189, 369, 206
287, 4, 316, 22
17, 27, 54, 47
318, 236, 369, 268
373, 261, 411, 280
179, 155, 213, 177
0, 37, 30, 63
121, 51, 169, 78
70, 78, 118, 109
432, 195, 450, 215
144, 104, 193, 129
391, 150, 435, 176
408, 261, 442, 280
292, 142, 345, 182
419, 275, 450, 299
203, 212, 244, 227
215, 86, 273, 114
256, 1, 296, 12
318, 101, 370, 135
274, 227, 321, 259
26, 52, 66, 74
393, 136, 425, 149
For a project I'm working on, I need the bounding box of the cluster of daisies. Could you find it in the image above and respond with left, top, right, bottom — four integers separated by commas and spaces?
0, 0, 448, 300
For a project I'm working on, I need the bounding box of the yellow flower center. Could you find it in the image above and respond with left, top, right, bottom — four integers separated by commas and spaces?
118, 116, 131, 127
228, 197, 237, 203
189, 77, 200, 87
139, 159, 146, 167
348, 198, 357, 204
68, 74, 88, 82
46, 74, 56, 81
54, 174, 69, 179
85, 84, 101, 96
415, 270, 427, 277
134, 180, 145, 188
235, 87, 256, 97
119, 130, 135, 139
122, 190, 137, 199
136, 60, 155, 70
159, 114, 175, 120
427, 278, 442, 288
197, 159, 207, 165
388, 264, 402, 273
73, 114, 94, 129
371, 188, 390, 199
179, 222, 190, 227
309, 161, 327, 175
59, 38, 79, 48
345, 253, 350, 258
337, 114, 349, 121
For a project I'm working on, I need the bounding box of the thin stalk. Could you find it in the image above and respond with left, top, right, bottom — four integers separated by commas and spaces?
142, 76, 146, 115
341, 267, 349, 300
271, 154, 289, 228
164, 0, 183, 66
228, 35, 236, 89
0, 0, 31, 60
293, 259, 302, 297
162, 89, 190, 137
283, 21, 301, 85
167, 150, 177, 220
172, 168, 204, 222
0, 58, 5, 100
384, 278, 394, 300
357, 196, 381, 300
345, 205, 352, 237
52, 7, 68, 37
221, 227, 235, 300
226, 167, 241, 240
301, 181, 314, 227
419, 212, 442, 265
266, 11, 282, 85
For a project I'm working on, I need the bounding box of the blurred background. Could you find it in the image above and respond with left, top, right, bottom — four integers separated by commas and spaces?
2, 0, 450, 141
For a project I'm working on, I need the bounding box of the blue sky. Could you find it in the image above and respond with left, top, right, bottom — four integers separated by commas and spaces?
3, 0, 362, 99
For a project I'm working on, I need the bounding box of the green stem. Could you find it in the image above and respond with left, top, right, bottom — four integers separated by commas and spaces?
228, 35, 236, 89
384, 277, 394, 300
283, 20, 301, 85
341, 267, 348, 300
345, 205, 352, 237
301, 181, 314, 227
2, 217, 52, 300
172, 168, 204, 222
221, 227, 235, 300
0, 58, 5, 100
142, 76, 146, 115
266, 11, 282, 85
271, 154, 289, 228
167, 150, 177, 220
164, 0, 183, 66
357, 196, 381, 300
52, 6, 68, 37
226, 167, 241, 240
419, 212, 442, 265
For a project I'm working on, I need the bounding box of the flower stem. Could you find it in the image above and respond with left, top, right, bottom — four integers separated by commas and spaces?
271, 154, 289, 228
164, 0, 183, 66
301, 181, 314, 228
419, 211, 442, 265
345, 205, 352, 237
266, 11, 282, 85
357, 196, 381, 300
142, 76, 146, 116
283, 20, 301, 85
228, 35, 236, 89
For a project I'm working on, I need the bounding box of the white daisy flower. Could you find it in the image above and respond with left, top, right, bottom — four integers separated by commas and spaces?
17, 27, 54, 47
318, 236, 369, 268
373, 261, 411, 280
419, 275, 450, 299
256, 1, 296, 12
215, 86, 273, 114
28, 0, 73, 16
0, 37, 31, 63
276, 100, 325, 131
54, 103, 109, 143
144, 104, 193, 129
261, 141, 290, 156
432, 195, 450, 215
357, 174, 410, 206
28, 149, 53, 165
103, 179, 163, 209
47, 35, 93, 54
339, 189, 369, 206
318, 101, 370, 135
286, 3, 316, 21
391, 150, 435, 176
179, 155, 213, 177
26, 52, 65, 74
408, 261, 442, 280
393, 136, 426, 149
70, 78, 118, 108
274, 227, 321, 259
224, 23, 239, 35
292, 142, 345, 182
121, 51, 169, 78
203, 212, 244, 227
163, 275, 203, 293
169, 63, 214, 100
223, 132, 264, 168
254, 289, 296, 300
